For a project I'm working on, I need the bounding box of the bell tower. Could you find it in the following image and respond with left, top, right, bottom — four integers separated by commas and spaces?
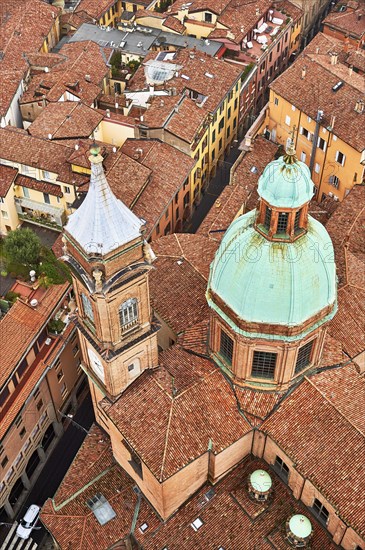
62, 143, 159, 426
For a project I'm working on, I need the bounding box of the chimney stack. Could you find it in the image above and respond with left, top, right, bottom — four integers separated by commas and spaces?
354, 99, 365, 114
330, 114, 336, 128
330, 52, 338, 65
301, 65, 307, 79
349, 65, 353, 76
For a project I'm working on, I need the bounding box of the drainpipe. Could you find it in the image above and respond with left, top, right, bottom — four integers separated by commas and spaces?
309, 109, 324, 176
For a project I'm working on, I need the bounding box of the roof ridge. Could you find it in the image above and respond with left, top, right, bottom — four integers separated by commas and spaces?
174, 367, 217, 399
159, 401, 174, 480
304, 375, 365, 436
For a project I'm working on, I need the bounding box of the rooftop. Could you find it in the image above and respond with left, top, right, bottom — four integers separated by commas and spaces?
0, 165, 18, 198
0, 0, 60, 117
41, 425, 338, 549
102, 346, 251, 480
149, 233, 218, 334
128, 48, 242, 115
28, 102, 104, 140
323, 0, 365, 39
0, 282, 69, 389
0, 127, 88, 186
21, 41, 110, 107
120, 139, 195, 233
262, 373, 365, 539
270, 32, 365, 152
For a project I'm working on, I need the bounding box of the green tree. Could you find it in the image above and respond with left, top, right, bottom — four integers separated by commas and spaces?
4, 228, 41, 266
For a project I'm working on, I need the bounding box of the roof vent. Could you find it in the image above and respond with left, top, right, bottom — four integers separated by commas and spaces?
30, 299, 38, 308
301, 66, 306, 79
286, 514, 312, 547
248, 470, 272, 502
86, 493, 116, 525
29, 269, 36, 282
85, 74, 91, 82
354, 99, 364, 114
332, 81, 344, 92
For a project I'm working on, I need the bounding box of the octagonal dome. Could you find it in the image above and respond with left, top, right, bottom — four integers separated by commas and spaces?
258, 154, 314, 208
207, 210, 337, 335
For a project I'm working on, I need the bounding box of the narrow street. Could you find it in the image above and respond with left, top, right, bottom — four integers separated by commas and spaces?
0, 393, 94, 548
185, 142, 242, 233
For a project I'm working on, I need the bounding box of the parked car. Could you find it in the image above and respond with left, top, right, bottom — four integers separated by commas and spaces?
16, 504, 40, 540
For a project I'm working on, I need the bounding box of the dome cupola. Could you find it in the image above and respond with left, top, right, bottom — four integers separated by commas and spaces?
206, 143, 337, 391
255, 142, 314, 242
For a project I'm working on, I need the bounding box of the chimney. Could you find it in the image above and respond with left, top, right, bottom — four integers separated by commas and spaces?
349, 65, 353, 76
343, 37, 350, 52
256, 6, 260, 15
301, 65, 307, 79
106, 108, 111, 118
149, 84, 155, 95
330, 114, 336, 128
354, 99, 365, 114
316, 46, 320, 54
330, 52, 338, 65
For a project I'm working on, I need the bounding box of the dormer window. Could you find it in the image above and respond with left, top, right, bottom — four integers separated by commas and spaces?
120, 298, 138, 330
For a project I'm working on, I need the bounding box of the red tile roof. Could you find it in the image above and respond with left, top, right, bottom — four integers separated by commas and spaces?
149, 234, 217, 334
262, 377, 365, 538
162, 15, 186, 33
323, 3, 365, 39
15, 174, 64, 197
41, 425, 338, 550
21, 41, 109, 107
0, 0, 60, 117
28, 102, 104, 140
269, 33, 365, 152
129, 48, 242, 115
102, 346, 251, 480
0, 165, 18, 197
0, 127, 88, 186
0, 283, 69, 388
120, 139, 195, 234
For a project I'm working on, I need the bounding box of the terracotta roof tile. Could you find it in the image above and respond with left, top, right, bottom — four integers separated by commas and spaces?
346, 48, 365, 72
41, 426, 338, 549
270, 33, 365, 152
262, 377, 365, 537
0, 283, 69, 388
0, 165, 18, 197
15, 174, 64, 197
235, 387, 285, 423
28, 102, 104, 140
0, 127, 88, 186
21, 41, 109, 107
129, 48, 242, 115
120, 139, 195, 234
162, 15, 186, 34
323, 3, 365, 38
177, 319, 209, 355
150, 234, 217, 333
0, 0, 60, 117
102, 347, 251, 480
75, 0, 118, 20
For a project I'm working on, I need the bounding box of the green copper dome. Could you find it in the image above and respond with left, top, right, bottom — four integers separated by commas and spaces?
207, 210, 337, 337
250, 470, 272, 492
288, 515, 312, 538
258, 154, 313, 208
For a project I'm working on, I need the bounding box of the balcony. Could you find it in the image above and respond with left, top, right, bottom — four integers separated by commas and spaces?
15, 197, 65, 230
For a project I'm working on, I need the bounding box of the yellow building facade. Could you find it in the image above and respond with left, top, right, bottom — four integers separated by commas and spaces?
265, 90, 365, 201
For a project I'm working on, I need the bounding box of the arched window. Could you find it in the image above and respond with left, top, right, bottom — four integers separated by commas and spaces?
81, 293, 94, 323
120, 298, 138, 329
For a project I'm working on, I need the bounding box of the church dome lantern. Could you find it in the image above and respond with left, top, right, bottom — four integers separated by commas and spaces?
248, 470, 272, 502
286, 514, 312, 547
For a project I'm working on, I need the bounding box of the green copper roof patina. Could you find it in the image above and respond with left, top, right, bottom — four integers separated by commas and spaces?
250, 470, 272, 492
207, 210, 337, 336
258, 146, 313, 208
289, 515, 312, 538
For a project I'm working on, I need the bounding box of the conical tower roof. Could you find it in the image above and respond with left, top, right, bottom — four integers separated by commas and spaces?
65, 144, 144, 255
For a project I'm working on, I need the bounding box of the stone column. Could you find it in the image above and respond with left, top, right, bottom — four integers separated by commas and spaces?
21, 471, 31, 490
37, 446, 46, 462
4, 498, 15, 519
52, 419, 64, 437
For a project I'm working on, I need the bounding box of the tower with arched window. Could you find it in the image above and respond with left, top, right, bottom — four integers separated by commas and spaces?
62, 143, 159, 422
206, 142, 337, 391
